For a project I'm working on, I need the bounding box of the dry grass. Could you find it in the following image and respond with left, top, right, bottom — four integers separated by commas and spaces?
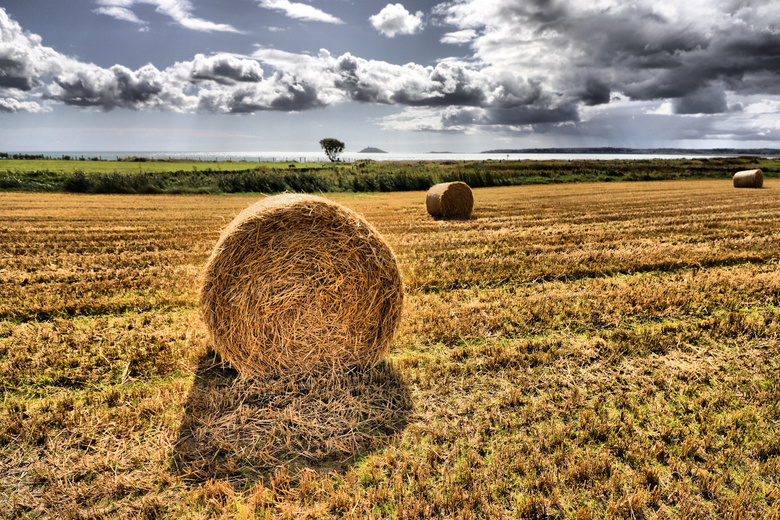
1, 180, 779, 518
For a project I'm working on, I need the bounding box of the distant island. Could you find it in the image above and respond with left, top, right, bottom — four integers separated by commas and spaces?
359, 147, 387, 153
482, 147, 780, 156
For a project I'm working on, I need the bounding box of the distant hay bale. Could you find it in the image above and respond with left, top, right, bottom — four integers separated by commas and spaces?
426, 181, 474, 219
200, 194, 404, 378
733, 169, 764, 188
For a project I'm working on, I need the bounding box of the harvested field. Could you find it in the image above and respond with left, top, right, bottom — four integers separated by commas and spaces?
1, 179, 779, 518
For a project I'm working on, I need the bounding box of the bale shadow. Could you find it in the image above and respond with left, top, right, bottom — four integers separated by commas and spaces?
171, 351, 413, 487
431, 215, 473, 221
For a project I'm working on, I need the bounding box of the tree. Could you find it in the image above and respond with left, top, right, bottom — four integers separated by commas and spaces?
319, 138, 345, 162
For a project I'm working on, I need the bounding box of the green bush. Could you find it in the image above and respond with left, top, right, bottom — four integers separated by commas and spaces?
63, 171, 91, 193
92, 172, 164, 194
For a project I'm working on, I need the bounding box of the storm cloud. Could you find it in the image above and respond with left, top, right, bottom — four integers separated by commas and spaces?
434, 0, 780, 109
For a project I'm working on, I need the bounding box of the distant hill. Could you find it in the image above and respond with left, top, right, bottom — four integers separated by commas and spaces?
359, 147, 387, 153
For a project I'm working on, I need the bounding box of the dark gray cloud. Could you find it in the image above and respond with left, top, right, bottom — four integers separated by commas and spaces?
268, 81, 323, 111
215, 75, 325, 113
0, 58, 40, 91
573, 13, 708, 72
574, 77, 611, 106
612, 29, 780, 102
185, 54, 264, 85
673, 85, 729, 115
47, 64, 169, 109
496, 0, 569, 25
389, 66, 487, 106
440, 103, 579, 127
483, 104, 580, 126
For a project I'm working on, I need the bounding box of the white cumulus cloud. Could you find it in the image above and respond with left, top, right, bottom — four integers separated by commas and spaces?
369, 3, 423, 37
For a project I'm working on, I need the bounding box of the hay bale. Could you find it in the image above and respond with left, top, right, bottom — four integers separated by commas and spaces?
426, 181, 474, 219
200, 194, 403, 378
733, 169, 764, 188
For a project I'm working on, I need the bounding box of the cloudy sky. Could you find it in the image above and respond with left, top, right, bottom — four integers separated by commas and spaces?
2, 0, 780, 153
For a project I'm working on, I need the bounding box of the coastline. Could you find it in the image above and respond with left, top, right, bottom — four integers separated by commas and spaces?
4, 148, 777, 163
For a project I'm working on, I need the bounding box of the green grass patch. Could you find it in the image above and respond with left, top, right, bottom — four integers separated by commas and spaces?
0, 155, 774, 194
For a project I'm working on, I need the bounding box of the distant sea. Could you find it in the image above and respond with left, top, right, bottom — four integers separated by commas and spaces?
12, 150, 774, 162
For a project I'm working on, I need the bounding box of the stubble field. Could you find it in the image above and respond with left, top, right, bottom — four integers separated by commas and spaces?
1, 180, 779, 519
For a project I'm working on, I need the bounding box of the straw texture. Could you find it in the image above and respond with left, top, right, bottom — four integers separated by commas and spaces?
733, 169, 764, 188
200, 194, 404, 378
426, 181, 474, 219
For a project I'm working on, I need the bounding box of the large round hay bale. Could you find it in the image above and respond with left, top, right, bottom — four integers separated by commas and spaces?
200, 194, 404, 378
426, 181, 474, 219
733, 169, 763, 188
